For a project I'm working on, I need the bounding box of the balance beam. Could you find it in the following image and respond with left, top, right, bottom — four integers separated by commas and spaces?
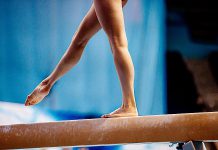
1, 112, 218, 149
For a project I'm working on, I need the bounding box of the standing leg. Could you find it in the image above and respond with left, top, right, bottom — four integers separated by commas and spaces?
25, 2, 128, 106
94, 0, 138, 118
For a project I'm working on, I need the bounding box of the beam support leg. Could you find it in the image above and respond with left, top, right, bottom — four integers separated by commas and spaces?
182, 141, 206, 150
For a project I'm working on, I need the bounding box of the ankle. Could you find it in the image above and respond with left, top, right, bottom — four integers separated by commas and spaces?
121, 103, 136, 109
43, 77, 54, 87
122, 97, 137, 108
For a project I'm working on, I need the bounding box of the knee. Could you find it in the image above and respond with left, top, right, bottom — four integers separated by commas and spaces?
66, 37, 89, 63
72, 37, 89, 50
122, 0, 128, 5
109, 35, 128, 56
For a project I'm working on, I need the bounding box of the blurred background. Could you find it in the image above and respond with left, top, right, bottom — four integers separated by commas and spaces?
0, 0, 217, 149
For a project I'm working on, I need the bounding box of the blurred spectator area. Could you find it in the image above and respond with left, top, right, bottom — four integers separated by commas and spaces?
166, 51, 218, 113
166, 0, 218, 114
166, 0, 218, 44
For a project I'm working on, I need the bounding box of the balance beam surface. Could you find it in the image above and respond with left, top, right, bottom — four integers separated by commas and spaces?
1, 112, 218, 149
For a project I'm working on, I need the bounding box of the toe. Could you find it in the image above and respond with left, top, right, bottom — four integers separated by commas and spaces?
27, 94, 32, 100
27, 93, 36, 101
25, 94, 37, 106
24, 96, 31, 106
104, 114, 111, 118
24, 100, 30, 106
101, 114, 111, 118
30, 100, 37, 105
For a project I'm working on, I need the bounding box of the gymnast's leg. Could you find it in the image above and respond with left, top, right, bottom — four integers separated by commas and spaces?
25, 1, 128, 106
94, 0, 138, 118
25, 4, 102, 106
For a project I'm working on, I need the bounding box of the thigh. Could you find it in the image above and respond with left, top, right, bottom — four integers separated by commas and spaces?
93, 0, 128, 47
72, 4, 101, 45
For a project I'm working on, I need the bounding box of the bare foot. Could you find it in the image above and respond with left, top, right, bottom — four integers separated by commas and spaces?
101, 105, 138, 118
24, 78, 52, 106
